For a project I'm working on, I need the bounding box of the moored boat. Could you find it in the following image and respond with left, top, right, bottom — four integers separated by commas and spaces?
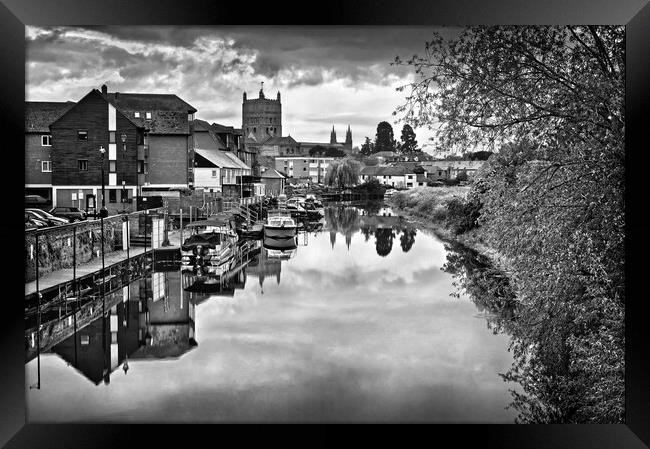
263, 210, 297, 240
181, 213, 238, 271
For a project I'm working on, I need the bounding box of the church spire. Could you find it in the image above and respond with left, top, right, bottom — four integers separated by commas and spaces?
259, 81, 265, 99
330, 126, 337, 144
345, 125, 352, 147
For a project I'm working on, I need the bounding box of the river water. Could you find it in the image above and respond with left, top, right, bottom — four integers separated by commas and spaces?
25, 203, 517, 423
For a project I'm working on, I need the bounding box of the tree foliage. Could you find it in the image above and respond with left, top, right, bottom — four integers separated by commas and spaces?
398, 124, 418, 154
395, 26, 625, 423
309, 145, 346, 157
360, 137, 375, 156
324, 158, 362, 189
374, 121, 397, 153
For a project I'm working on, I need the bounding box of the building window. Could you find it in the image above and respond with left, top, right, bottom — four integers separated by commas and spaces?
138, 160, 144, 173
303, 167, 307, 171
188, 113, 194, 121
78, 159, 88, 171
253, 127, 256, 133
145, 112, 152, 119
144, 162, 148, 174
109, 190, 117, 203
41, 160, 52, 172
109, 161, 116, 172
134, 112, 140, 118
78, 131, 88, 140
211, 170, 218, 178
41, 135, 52, 146
121, 189, 129, 203
109, 131, 116, 143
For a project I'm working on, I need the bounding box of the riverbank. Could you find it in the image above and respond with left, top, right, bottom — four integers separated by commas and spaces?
386, 187, 513, 276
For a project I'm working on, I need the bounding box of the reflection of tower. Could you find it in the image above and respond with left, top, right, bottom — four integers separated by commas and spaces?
345, 232, 352, 250
246, 248, 282, 291
330, 230, 336, 249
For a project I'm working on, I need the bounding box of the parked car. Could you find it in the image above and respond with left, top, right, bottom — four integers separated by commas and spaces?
49, 206, 87, 222
25, 212, 49, 230
384, 189, 397, 197
25, 194, 50, 209
26, 208, 70, 226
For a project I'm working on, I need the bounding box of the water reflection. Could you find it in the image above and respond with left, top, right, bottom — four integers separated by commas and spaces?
26, 204, 518, 423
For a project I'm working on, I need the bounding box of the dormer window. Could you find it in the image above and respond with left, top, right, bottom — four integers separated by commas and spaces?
134, 112, 140, 118
146, 112, 152, 119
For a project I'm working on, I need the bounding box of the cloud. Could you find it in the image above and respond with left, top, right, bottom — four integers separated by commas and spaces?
26, 25, 444, 146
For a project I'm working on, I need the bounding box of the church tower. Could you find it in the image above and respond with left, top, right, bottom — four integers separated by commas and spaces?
345, 125, 352, 149
330, 126, 337, 145
242, 82, 282, 144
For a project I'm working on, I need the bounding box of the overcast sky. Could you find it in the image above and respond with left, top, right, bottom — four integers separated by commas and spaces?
26, 26, 454, 151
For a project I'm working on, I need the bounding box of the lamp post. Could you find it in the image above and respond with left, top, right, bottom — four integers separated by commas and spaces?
99, 146, 108, 219
121, 180, 127, 213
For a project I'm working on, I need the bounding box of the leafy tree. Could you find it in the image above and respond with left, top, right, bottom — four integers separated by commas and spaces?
324, 158, 362, 189
456, 170, 468, 181
398, 124, 418, 154
395, 26, 624, 423
466, 150, 494, 161
308, 145, 329, 156
374, 121, 397, 153
360, 137, 375, 156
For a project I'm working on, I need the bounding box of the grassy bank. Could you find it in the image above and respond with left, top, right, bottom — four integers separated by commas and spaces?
387, 186, 511, 272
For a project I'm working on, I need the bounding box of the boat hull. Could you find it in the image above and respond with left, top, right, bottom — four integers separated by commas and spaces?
263, 225, 297, 239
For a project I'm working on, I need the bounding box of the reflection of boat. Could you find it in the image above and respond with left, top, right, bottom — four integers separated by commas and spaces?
263, 234, 298, 250
181, 214, 238, 270
263, 210, 297, 239
263, 246, 297, 260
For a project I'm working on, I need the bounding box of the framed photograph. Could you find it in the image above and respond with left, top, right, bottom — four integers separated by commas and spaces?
3, 0, 649, 446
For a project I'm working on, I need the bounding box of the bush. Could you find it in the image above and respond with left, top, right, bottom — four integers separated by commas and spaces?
446, 197, 481, 234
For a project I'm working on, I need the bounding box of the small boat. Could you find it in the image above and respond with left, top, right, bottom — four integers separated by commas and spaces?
263, 210, 297, 240
181, 213, 238, 270
236, 222, 264, 240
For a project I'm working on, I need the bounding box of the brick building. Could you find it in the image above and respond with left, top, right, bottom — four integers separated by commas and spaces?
25, 101, 75, 204
47, 85, 196, 214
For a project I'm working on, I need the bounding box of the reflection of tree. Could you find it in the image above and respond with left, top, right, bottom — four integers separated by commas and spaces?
358, 200, 382, 216
399, 228, 417, 253
361, 226, 372, 242
324, 206, 360, 249
374, 228, 395, 257
441, 241, 607, 424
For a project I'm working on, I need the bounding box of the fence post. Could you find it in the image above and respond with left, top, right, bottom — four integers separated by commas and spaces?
72, 226, 76, 295
180, 208, 183, 245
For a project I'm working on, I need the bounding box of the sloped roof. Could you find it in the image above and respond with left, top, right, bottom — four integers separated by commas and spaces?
25, 101, 76, 132
416, 174, 429, 183
421, 160, 485, 170
223, 151, 250, 170
373, 151, 400, 158
195, 149, 248, 169
360, 165, 413, 176
262, 135, 298, 146
259, 166, 286, 179
103, 92, 196, 135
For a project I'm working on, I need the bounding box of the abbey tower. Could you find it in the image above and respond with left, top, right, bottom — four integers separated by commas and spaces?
242, 83, 282, 145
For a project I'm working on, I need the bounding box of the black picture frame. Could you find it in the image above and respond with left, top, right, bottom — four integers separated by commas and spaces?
2, 0, 649, 447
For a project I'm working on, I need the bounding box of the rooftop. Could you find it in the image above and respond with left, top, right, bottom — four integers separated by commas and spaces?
103, 91, 197, 135
25, 101, 76, 133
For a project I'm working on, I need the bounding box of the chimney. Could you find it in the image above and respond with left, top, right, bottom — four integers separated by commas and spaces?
115, 91, 119, 99
101, 84, 107, 95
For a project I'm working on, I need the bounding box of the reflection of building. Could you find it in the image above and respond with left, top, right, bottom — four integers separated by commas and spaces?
51, 290, 142, 384
51, 270, 198, 384
130, 270, 197, 360
246, 247, 282, 291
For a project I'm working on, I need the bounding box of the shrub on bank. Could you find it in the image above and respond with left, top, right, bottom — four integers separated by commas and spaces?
389, 186, 475, 228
